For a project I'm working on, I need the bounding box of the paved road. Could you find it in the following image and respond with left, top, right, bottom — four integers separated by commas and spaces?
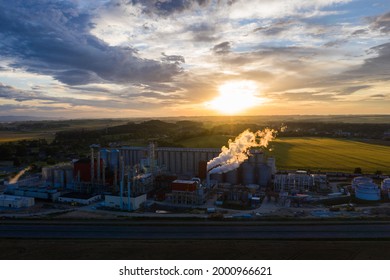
1, 222, 390, 239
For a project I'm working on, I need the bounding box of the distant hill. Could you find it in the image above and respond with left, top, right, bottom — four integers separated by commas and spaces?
0, 116, 63, 122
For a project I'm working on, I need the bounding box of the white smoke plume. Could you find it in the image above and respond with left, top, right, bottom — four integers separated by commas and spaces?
9, 166, 31, 184
207, 128, 276, 174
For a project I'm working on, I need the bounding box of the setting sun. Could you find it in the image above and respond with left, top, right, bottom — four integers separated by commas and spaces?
206, 80, 263, 115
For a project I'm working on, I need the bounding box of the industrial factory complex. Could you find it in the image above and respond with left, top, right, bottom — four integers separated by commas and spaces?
1, 142, 390, 219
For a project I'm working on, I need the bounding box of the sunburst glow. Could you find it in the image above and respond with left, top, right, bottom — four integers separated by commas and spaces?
206, 80, 263, 115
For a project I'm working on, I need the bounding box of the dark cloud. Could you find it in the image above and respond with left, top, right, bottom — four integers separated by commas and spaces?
161, 53, 185, 64
0, 82, 114, 108
370, 11, 390, 33
0, 83, 48, 102
0, 104, 36, 110
253, 20, 296, 36
129, 0, 211, 16
218, 46, 318, 67
348, 42, 390, 79
69, 86, 111, 93
324, 39, 348, 48
337, 85, 371, 95
370, 94, 386, 99
351, 28, 368, 36
0, 0, 181, 86
187, 23, 218, 42
212, 41, 231, 55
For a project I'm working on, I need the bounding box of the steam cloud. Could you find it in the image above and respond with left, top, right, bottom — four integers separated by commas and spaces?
9, 167, 31, 184
207, 128, 276, 174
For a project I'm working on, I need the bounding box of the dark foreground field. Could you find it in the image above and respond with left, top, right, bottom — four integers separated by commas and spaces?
2, 239, 390, 260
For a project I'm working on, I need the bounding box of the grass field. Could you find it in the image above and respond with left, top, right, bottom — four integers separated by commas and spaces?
177, 136, 390, 173
0, 132, 55, 143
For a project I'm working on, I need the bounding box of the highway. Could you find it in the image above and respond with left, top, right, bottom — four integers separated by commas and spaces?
1, 222, 390, 239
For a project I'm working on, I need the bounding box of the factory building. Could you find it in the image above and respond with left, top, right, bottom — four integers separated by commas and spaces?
311, 174, 328, 191
166, 179, 206, 205
58, 192, 101, 205
105, 193, 147, 210
95, 145, 276, 186
116, 146, 220, 177
6, 186, 61, 202
0, 195, 34, 208
274, 171, 319, 192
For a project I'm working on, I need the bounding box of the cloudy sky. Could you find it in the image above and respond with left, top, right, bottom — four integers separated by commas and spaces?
0, 0, 389, 118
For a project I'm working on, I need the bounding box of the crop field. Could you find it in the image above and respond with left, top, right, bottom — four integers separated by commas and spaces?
0, 132, 54, 143
178, 136, 390, 173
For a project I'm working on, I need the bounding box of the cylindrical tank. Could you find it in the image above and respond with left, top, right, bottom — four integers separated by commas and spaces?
109, 149, 120, 171
248, 153, 256, 164
225, 169, 239, 185
355, 182, 380, 201
267, 157, 276, 174
210, 173, 223, 184
42, 167, 54, 186
64, 168, 74, 189
352, 176, 372, 189
241, 161, 255, 185
253, 150, 264, 163
257, 163, 271, 187
53, 169, 64, 188
381, 178, 390, 191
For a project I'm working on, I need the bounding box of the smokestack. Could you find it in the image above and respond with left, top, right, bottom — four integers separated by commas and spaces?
90, 147, 94, 185
114, 167, 118, 192
127, 169, 131, 211
97, 151, 101, 185
207, 128, 276, 175
102, 161, 106, 186
120, 155, 125, 210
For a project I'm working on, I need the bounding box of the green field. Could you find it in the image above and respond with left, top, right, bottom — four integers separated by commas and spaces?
0, 132, 55, 143
178, 136, 390, 174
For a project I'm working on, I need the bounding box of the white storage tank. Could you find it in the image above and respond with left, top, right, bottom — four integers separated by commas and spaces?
381, 178, 390, 191
42, 167, 54, 186
352, 176, 372, 190
381, 178, 390, 199
355, 182, 380, 201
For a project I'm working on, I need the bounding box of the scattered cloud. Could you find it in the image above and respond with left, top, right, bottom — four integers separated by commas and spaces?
370, 11, 390, 33
0, 0, 181, 86
0, 0, 389, 117
212, 42, 232, 55
337, 85, 371, 95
